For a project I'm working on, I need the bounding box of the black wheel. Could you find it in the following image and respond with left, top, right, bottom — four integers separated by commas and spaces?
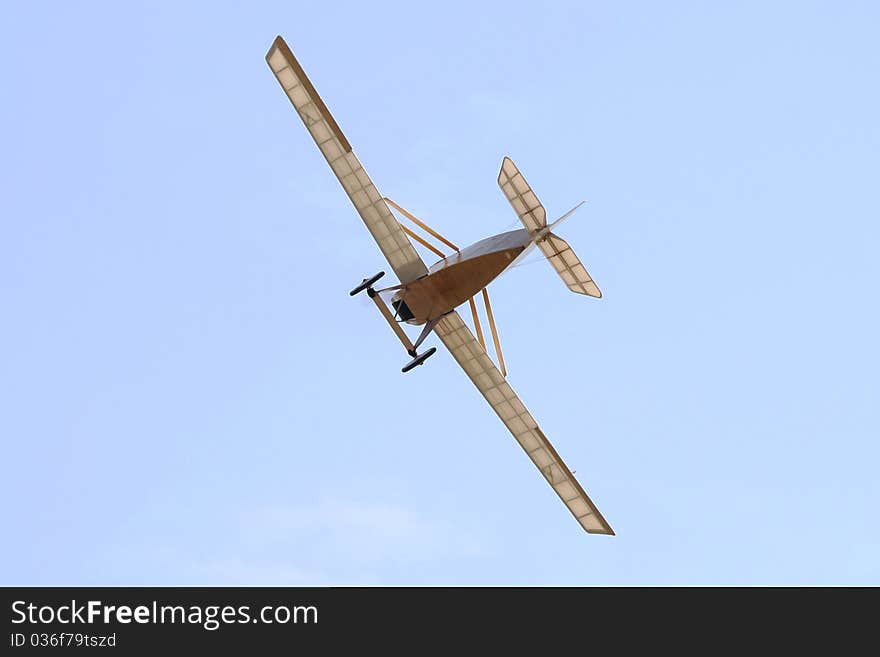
401, 347, 437, 373
349, 271, 385, 296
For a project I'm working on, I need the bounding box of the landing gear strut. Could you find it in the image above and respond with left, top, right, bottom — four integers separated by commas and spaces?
399, 316, 440, 372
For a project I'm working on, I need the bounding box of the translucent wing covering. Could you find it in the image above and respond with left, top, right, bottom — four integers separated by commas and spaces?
539, 234, 602, 298
265, 36, 427, 284
433, 311, 614, 535
497, 157, 547, 232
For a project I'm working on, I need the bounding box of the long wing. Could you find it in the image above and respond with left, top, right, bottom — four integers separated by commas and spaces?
497, 156, 546, 232
265, 36, 427, 284
433, 311, 614, 535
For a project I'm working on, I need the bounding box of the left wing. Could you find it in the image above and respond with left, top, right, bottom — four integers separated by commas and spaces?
433, 311, 614, 535
265, 36, 427, 284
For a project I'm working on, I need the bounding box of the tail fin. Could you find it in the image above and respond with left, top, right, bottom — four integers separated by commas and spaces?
498, 157, 601, 298
538, 233, 602, 297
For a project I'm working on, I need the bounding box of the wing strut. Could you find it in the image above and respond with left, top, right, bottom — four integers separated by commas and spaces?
468, 297, 486, 350
385, 197, 459, 253
481, 288, 506, 377
385, 197, 506, 376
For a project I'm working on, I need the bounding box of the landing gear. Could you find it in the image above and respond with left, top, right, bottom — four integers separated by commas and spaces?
350, 272, 440, 374
349, 271, 385, 296
402, 346, 437, 372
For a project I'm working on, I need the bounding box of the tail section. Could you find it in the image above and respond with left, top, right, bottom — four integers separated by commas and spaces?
498, 157, 601, 298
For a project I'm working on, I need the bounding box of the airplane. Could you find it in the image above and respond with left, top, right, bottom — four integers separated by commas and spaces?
265, 36, 614, 535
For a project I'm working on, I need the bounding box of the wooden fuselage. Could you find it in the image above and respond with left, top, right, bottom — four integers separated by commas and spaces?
392, 229, 531, 325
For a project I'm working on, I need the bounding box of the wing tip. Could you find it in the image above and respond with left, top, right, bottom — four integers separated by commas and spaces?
586, 526, 616, 536
263, 36, 354, 155
580, 508, 615, 535
569, 283, 603, 298
265, 35, 286, 63
498, 156, 513, 185
499, 155, 516, 174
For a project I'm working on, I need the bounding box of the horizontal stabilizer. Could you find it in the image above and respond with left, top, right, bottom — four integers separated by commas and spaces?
497, 157, 546, 232
538, 233, 602, 297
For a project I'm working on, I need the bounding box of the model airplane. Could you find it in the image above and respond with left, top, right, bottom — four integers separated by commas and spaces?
266, 36, 614, 535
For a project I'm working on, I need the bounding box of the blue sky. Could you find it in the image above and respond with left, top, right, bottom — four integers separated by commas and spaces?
1, 1, 878, 585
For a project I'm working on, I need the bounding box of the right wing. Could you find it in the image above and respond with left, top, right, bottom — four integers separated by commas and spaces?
433, 311, 614, 535
497, 156, 547, 232
265, 36, 427, 284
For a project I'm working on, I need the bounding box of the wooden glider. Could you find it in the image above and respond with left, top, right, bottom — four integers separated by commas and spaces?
265, 36, 613, 535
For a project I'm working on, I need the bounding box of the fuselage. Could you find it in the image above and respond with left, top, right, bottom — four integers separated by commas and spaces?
392, 229, 532, 324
